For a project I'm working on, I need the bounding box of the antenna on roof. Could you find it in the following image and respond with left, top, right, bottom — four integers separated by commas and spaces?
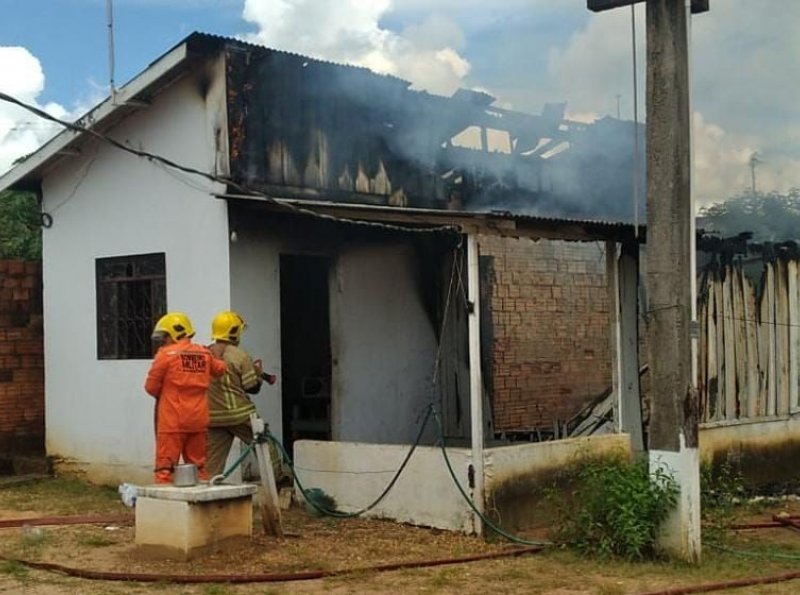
106, 0, 117, 104
749, 152, 763, 195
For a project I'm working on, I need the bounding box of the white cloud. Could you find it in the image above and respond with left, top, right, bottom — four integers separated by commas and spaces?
0, 47, 68, 176
547, 5, 645, 122
241, 0, 471, 95
541, 1, 800, 206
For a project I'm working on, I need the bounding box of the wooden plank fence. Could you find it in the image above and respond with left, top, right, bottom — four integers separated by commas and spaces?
699, 256, 800, 422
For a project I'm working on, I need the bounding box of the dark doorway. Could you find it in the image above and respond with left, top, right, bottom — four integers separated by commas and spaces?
279, 255, 332, 454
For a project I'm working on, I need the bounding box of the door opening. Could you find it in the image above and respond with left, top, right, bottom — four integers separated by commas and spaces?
279, 255, 332, 455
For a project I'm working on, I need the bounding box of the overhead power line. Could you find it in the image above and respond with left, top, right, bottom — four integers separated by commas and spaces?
0, 90, 458, 237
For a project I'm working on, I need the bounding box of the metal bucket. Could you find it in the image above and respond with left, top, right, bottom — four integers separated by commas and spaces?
173, 464, 198, 487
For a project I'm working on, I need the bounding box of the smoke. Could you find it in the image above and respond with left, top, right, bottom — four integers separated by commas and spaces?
0, 47, 67, 176
1, 0, 796, 218
538, 1, 800, 208
241, 0, 471, 95
690, 1, 800, 204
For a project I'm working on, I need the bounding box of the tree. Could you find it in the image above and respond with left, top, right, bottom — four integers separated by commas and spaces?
698, 189, 800, 242
0, 190, 42, 260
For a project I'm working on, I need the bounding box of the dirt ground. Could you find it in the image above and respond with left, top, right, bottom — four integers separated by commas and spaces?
2, 478, 800, 594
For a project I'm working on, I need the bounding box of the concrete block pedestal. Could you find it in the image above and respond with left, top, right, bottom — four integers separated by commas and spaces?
135, 484, 257, 560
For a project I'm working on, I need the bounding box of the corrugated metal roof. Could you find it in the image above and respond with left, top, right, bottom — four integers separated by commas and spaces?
0, 31, 413, 192
219, 194, 646, 243
489, 210, 642, 231
182, 32, 411, 88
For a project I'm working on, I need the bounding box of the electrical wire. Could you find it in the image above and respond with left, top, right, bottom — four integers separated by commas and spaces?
432, 245, 461, 387
48, 146, 99, 214
707, 314, 800, 329
631, 3, 641, 238
0, 91, 459, 238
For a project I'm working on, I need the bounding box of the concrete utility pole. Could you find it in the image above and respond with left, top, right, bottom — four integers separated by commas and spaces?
644, 0, 700, 562
588, 0, 708, 562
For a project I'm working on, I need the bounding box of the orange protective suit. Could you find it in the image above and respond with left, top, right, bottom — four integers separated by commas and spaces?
144, 338, 227, 484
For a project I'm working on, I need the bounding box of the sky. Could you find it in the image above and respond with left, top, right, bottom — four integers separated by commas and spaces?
0, 0, 798, 209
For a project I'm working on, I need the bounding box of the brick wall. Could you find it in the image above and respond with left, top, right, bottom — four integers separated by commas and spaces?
0, 260, 44, 455
480, 236, 611, 432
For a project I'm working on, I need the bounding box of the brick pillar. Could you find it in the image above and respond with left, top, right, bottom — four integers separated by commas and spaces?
0, 260, 45, 457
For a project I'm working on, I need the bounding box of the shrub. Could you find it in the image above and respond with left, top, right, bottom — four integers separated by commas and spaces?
552, 453, 679, 560
700, 459, 745, 542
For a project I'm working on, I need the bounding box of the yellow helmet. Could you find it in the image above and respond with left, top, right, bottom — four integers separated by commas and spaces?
211, 310, 246, 344
152, 312, 195, 341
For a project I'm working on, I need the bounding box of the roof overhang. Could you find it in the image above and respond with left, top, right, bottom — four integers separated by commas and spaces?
217, 194, 646, 244
0, 40, 194, 193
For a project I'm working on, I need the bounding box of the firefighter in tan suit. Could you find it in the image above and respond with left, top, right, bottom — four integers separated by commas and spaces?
206, 310, 281, 478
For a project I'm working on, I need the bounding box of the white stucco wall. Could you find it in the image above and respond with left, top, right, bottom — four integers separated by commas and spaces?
699, 417, 800, 458
484, 434, 632, 494
294, 439, 474, 532
41, 56, 231, 484
294, 435, 635, 533
228, 232, 283, 438
229, 228, 440, 446
331, 243, 439, 444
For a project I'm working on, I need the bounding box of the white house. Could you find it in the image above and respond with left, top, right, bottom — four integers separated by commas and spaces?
0, 33, 644, 533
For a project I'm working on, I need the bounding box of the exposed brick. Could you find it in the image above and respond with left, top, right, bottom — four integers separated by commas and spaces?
6, 261, 25, 275
480, 236, 611, 432
0, 260, 44, 453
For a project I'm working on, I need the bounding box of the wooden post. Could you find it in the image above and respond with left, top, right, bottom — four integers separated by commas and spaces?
713, 274, 725, 420
645, 0, 700, 562
620, 244, 644, 450
789, 260, 799, 411
743, 273, 760, 418
767, 264, 777, 416
250, 414, 283, 537
467, 233, 485, 535
722, 271, 736, 419
606, 241, 622, 428
704, 281, 716, 420
609, 241, 645, 450
776, 260, 790, 415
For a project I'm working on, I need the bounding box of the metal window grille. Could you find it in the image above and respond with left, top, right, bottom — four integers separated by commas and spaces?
96, 253, 166, 359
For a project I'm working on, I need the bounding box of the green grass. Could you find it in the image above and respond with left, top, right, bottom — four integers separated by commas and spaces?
201, 586, 235, 595
0, 559, 29, 580
429, 567, 459, 589
77, 535, 114, 548
0, 476, 121, 515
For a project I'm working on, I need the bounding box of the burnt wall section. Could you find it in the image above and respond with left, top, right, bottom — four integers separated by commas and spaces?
226, 47, 449, 208
219, 33, 643, 219
480, 236, 611, 434
697, 238, 800, 422
0, 260, 44, 458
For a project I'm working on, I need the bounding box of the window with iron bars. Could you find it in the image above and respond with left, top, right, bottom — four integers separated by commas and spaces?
96, 253, 166, 359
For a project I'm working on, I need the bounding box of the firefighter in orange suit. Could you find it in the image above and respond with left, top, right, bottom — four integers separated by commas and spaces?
145, 312, 227, 484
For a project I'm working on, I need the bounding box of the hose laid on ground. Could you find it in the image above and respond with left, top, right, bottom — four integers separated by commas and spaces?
0, 514, 131, 529
267, 403, 434, 519
429, 407, 551, 547
265, 402, 550, 546
635, 538, 800, 594
637, 570, 800, 595
0, 545, 542, 584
